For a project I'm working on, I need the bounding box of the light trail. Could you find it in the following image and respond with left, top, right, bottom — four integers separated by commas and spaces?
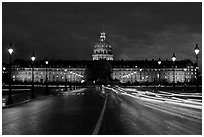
71, 88, 86, 93
144, 102, 202, 120
113, 86, 202, 110
118, 90, 202, 123
143, 103, 201, 122
118, 87, 201, 103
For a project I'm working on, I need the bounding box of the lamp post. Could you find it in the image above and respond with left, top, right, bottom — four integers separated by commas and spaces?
158, 58, 161, 87
131, 74, 133, 85
6, 43, 13, 105
30, 53, 35, 99
184, 68, 187, 89
64, 68, 67, 91
172, 53, 176, 90
139, 69, 142, 87
45, 60, 49, 95
194, 44, 200, 92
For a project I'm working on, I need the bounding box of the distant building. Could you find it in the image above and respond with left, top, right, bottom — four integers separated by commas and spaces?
3, 32, 197, 84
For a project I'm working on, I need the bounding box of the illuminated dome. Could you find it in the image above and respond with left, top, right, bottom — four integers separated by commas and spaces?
92, 32, 113, 60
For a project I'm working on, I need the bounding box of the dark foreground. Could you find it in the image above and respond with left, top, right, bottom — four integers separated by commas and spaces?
2, 87, 202, 135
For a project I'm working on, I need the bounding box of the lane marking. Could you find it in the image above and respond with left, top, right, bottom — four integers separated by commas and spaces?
92, 94, 108, 135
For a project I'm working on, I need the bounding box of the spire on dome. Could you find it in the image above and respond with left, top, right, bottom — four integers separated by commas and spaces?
100, 32, 106, 41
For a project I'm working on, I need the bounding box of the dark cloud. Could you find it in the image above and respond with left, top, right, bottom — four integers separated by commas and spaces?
2, 2, 202, 69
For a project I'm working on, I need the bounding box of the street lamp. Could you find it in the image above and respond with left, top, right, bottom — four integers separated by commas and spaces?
158, 58, 161, 87
6, 43, 13, 105
172, 53, 176, 90
30, 53, 35, 99
64, 68, 67, 91
45, 60, 49, 95
194, 44, 200, 92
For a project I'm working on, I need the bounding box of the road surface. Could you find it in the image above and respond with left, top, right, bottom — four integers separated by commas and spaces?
2, 87, 202, 135
2, 88, 104, 135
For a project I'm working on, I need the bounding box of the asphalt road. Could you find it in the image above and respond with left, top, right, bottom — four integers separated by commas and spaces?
2, 87, 202, 135
2, 88, 104, 135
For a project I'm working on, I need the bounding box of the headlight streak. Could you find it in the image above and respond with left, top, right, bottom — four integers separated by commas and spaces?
114, 86, 202, 110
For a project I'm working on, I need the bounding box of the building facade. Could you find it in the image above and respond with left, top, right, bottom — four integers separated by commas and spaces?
111, 60, 196, 84
3, 32, 197, 84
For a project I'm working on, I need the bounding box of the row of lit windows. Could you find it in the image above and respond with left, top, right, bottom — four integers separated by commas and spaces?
119, 75, 192, 82
93, 54, 113, 57
14, 68, 86, 71
114, 75, 194, 81
113, 68, 196, 71
12, 67, 195, 71
94, 45, 111, 48
93, 56, 113, 60
113, 72, 195, 76
13, 71, 84, 75
13, 74, 82, 79
94, 50, 112, 55
13, 74, 83, 81
14, 77, 83, 82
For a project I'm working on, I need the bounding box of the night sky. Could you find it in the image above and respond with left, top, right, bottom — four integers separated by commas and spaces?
2, 2, 202, 68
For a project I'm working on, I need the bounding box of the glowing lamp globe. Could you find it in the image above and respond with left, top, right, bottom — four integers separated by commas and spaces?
158, 58, 161, 65
8, 48, 13, 55
45, 61, 49, 65
172, 53, 176, 62
31, 56, 35, 61
194, 44, 200, 55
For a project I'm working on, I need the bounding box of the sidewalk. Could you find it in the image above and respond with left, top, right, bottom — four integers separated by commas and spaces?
3, 94, 54, 109
2, 87, 66, 109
